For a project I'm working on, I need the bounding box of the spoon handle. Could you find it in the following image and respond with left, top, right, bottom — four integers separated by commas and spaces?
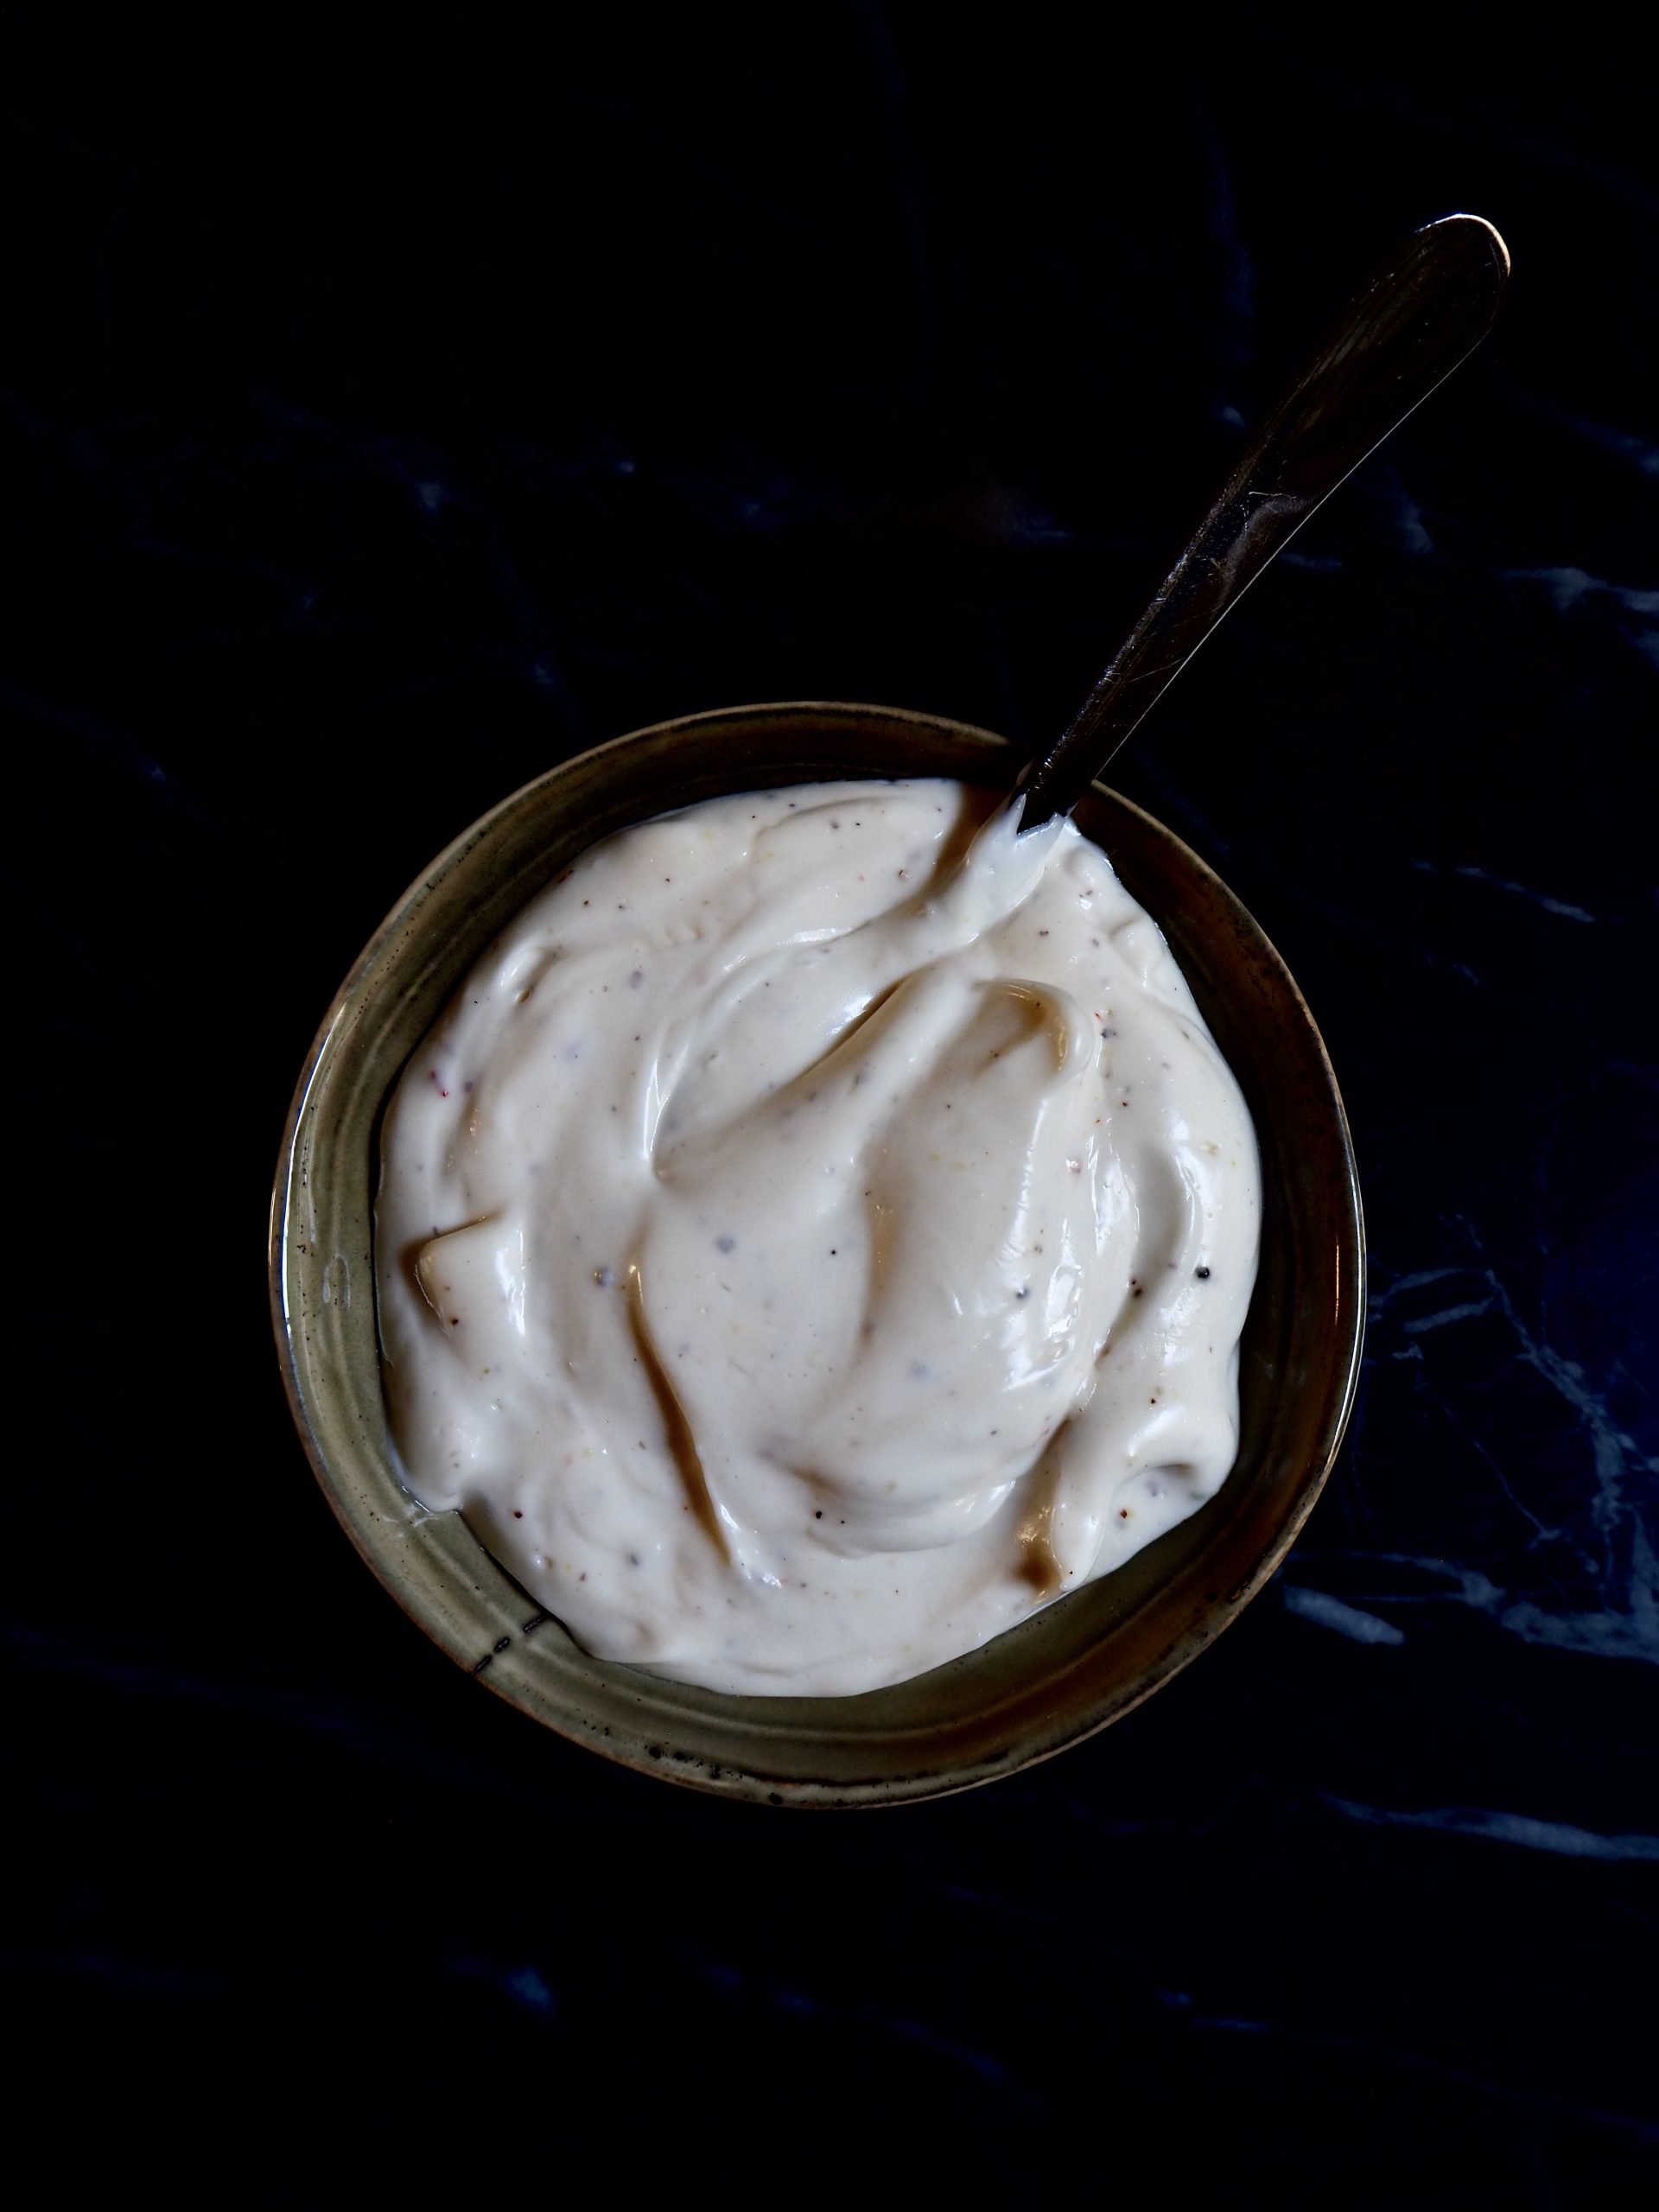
1014, 213, 1510, 831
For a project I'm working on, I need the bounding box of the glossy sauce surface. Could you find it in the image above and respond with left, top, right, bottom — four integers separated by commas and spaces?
375, 782, 1260, 1694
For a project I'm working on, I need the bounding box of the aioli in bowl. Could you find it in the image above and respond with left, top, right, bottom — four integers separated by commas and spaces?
376, 778, 1261, 1695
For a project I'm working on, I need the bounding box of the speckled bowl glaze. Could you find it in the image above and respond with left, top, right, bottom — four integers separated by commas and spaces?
270, 703, 1364, 1805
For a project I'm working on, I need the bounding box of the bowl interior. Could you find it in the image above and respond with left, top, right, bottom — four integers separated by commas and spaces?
271, 702, 1363, 1805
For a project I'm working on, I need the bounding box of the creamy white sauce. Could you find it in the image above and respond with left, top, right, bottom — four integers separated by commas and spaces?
375, 780, 1260, 1695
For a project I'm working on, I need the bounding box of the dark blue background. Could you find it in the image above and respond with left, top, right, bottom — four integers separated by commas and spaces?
6, 7, 1655, 2199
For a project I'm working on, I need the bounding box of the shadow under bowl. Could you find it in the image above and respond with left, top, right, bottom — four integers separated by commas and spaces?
270, 702, 1364, 1806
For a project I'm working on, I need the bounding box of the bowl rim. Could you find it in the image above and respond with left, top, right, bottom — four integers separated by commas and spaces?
270, 700, 1366, 1804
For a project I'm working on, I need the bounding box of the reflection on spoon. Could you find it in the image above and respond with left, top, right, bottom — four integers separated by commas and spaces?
1015, 213, 1510, 831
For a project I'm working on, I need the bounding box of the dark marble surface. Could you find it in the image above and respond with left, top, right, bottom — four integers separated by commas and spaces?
5, 9, 1655, 2200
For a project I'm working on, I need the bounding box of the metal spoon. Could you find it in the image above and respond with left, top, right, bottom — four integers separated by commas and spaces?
1014, 212, 1510, 831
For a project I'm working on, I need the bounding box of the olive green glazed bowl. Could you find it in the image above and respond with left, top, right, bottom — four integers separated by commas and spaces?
270, 702, 1364, 1805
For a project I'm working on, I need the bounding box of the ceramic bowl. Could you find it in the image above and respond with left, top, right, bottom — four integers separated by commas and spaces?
270, 702, 1364, 1805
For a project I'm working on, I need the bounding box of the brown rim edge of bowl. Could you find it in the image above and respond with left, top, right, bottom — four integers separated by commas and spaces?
269, 701, 1367, 1808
